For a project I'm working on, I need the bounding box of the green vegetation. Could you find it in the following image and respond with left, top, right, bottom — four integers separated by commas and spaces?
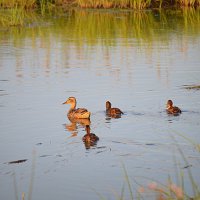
1, 9, 200, 46
0, 0, 200, 14
0, 0, 200, 27
75, 0, 151, 9
183, 85, 200, 90
0, 5, 25, 26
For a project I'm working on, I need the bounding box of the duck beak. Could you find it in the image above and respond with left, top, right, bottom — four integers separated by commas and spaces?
62, 101, 67, 105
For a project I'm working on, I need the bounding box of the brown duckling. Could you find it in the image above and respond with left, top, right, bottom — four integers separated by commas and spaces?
63, 97, 91, 119
166, 99, 181, 115
82, 125, 99, 145
106, 101, 123, 117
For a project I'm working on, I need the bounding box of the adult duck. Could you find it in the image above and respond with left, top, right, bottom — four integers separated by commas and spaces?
63, 97, 91, 119
166, 99, 181, 115
106, 101, 123, 118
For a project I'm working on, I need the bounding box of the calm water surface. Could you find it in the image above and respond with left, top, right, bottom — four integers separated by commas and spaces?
0, 9, 200, 200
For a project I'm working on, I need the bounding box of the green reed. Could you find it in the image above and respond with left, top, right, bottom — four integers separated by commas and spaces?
1, 9, 200, 44
0, 0, 59, 26
0, 5, 25, 26
75, 0, 200, 8
38, 0, 57, 15
0, 0, 36, 9
0, 0, 200, 12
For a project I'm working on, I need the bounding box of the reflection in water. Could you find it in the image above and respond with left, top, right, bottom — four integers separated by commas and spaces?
64, 117, 91, 137
0, 9, 200, 85
82, 125, 99, 149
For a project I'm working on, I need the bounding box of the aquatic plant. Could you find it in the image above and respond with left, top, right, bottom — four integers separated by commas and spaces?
183, 85, 200, 90
0, 0, 36, 9
0, 5, 25, 26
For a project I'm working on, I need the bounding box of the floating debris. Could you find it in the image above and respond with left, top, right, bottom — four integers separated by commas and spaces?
36, 142, 43, 146
39, 155, 51, 158
183, 164, 192, 169
183, 85, 200, 90
7, 159, 27, 164
145, 143, 156, 146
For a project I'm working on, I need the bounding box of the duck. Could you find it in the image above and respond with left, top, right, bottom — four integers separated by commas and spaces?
166, 99, 181, 115
82, 125, 99, 146
63, 97, 91, 119
106, 101, 123, 117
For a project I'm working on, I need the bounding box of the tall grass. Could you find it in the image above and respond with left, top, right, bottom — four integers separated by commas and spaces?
96, 134, 200, 200
75, 0, 152, 9
0, 0, 60, 26
178, 0, 199, 7
0, 0, 200, 14
0, 5, 25, 26
0, 0, 36, 9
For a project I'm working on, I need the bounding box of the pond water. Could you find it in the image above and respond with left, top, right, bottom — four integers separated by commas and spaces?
0, 9, 200, 200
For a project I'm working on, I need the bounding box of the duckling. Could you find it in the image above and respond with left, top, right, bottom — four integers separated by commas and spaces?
106, 101, 123, 117
82, 125, 99, 145
63, 97, 91, 119
166, 99, 181, 115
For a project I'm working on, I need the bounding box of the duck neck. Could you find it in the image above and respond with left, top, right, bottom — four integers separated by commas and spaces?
106, 103, 111, 112
69, 101, 76, 111
86, 125, 91, 135
167, 105, 173, 110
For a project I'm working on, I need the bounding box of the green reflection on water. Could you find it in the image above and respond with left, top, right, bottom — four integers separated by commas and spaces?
0, 9, 200, 46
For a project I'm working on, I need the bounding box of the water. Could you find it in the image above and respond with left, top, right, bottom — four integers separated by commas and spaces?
0, 9, 200, 200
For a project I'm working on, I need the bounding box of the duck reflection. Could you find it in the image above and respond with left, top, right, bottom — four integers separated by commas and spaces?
106, 101, 124, 118
82, 125, 99, 149
64, 117, 91, 137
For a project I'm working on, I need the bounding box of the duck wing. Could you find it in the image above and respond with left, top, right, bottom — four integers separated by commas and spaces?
173, 106, 181, 113
167, 106, 181, 114
69, 108, 90, 119
110, 108, 123, 115
75, 108, 89, 114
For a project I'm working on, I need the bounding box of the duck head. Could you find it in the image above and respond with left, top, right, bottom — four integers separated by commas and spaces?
106, 101, 111, 111
63, 97, 77, 109
63, 97, 76, 105
166, 99, 173, 109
